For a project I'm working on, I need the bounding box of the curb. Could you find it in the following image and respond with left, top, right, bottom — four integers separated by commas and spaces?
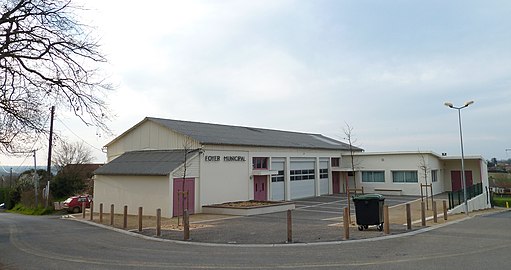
65, 209, 509, 248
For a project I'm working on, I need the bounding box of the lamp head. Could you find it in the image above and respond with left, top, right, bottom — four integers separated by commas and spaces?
444, 102, 454, 108
464, 100, 474, 107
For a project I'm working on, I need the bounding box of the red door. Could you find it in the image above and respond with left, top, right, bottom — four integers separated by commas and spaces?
451, 171, 473, 191
332, 172, 340, 194
254, 176, 267, 201
173, 178, 195, 217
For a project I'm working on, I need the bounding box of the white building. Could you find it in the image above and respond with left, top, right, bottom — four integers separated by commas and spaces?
94, 117, 490, 217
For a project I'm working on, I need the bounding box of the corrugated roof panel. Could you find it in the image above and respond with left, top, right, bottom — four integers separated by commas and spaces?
94, 150, 196, 176
147, 117, 362, 151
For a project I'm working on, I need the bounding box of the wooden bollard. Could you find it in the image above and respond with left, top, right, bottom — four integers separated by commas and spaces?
343, 207, 349, 240
90, 201, 94, 221
421, 201, 426, 226
110, 204, 114, 226
287, 209, 293, 243
443, 200, 448, 220
99, 203, 103, 223
406, 203, 412, 230
123, 205, 128, 229
82, 202, 86, 218
156, 208, 161, 236
138, 207, 143, 232
433, 201, 437, 223
184, 209, 190, 241
383, 205, 390, 234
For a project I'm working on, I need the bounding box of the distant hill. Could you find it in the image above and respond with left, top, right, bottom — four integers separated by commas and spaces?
0, 166, 58, 176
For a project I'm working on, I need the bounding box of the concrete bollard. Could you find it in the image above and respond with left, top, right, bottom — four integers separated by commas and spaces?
343, 207, 349, 240
99, 203, 103, 223
421, 201, 426, 226
287, 209, 293, 243
82, 202, 86, 218
90, 201, 94, 221
383, 205, 390, 234
138, 207, 143, 232
110, 204, 114, 226
433, 201, 437, 223
123, 205, 128, 229
406, 203, 412, 230
156, 208, 161, 237
184, 209, 190, 241
443, 200, 448, 221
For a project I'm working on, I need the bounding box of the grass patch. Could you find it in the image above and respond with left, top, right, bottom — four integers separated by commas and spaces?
492, 196, 511, 208
8, 204, 54, 215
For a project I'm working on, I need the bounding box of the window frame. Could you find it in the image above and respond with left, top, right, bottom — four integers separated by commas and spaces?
290, 169, 315, 181
331, 158, 340, 167
431, 170, 438, 182
361, 171, 385, 183
392, 170, 418, 183
271, 170, 285, 182
253, 157, 268, 170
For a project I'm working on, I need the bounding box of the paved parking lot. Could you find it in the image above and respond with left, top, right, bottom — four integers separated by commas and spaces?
293, 193, 420, 220
136, 194, 422, 244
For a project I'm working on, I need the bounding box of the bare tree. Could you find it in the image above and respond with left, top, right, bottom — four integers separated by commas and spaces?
343, 122, 359, 190
0, 0, 111, 154
179, 137, 193, 226
343, 122, 361, 224
417, 150, 433, 209
52, 140, 94, 171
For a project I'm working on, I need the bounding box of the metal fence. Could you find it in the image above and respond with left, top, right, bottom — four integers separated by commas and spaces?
448, 182, 483, 209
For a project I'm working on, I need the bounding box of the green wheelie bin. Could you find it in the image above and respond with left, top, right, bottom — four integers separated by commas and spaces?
352, 194, 385, 231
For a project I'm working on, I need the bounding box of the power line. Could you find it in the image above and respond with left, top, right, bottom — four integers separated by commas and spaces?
55, 116, 103, 151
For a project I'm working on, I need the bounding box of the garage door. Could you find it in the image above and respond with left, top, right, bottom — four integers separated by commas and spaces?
290, 160, 315, 199
270, 160, 285, 201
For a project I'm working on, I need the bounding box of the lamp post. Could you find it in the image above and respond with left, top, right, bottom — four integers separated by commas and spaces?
444, 100, 474, 215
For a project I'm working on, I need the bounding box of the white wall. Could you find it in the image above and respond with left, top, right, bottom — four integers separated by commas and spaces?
344, 152, 487, 197
199, 150, 250, 208
203, 145, 346, 202
93, 175, 172, 218
352, 153, 442, 196
106, 120, 201, 161
449, 191, 492, 214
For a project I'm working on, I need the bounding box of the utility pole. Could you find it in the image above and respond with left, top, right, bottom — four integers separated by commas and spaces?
33, 150, 38, 207
46, 106, 55, 207
9, 168, 12, 188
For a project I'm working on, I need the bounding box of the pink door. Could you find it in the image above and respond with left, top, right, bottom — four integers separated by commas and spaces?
173, 178, 195, 217
332, 172, 340, 194
254, 176, 267, 201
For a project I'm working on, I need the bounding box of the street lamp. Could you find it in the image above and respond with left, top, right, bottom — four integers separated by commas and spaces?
444, 100, 474, 215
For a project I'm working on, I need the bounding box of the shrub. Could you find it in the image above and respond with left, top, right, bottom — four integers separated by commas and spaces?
9, 204, 54, 215
492, 196, 511, 208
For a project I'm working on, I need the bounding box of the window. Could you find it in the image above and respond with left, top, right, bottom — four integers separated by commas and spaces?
320, 168, 329, 179
271, 170, 285, 182
392, 171, 418, 183
362, 171, 385, 182
431, 170, 438, 182
290, 169, 315, 181
331, 158, 340, 167
253, 157, 268, 169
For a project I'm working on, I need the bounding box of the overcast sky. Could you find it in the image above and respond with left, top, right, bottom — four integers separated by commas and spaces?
2, 0, 511, 168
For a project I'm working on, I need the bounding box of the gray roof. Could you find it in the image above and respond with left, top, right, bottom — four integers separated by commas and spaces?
146, 117, 362, 151
94, 150, 195, 176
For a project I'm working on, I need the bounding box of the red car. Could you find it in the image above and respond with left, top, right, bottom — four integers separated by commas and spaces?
62, 195, 92, 213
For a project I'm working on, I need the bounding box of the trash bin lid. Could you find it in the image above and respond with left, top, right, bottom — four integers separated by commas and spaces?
352, 194, 385, 201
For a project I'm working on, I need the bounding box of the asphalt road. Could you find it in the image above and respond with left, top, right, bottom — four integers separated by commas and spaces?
1, 210, 510, 270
